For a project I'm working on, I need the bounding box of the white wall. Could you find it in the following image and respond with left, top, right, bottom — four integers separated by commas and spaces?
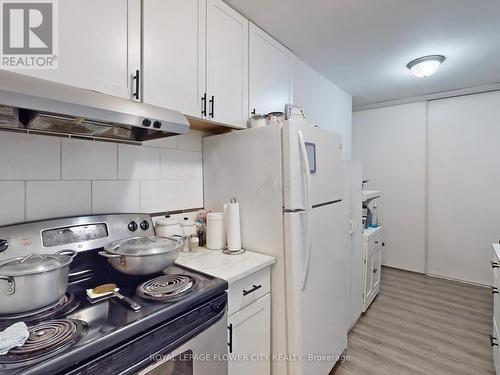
427, 91, 500, 285
293, 56, 352, 159
352, 103, 427, 273
0, 130, 205, 226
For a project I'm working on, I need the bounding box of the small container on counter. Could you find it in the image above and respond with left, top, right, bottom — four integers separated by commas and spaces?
249, 114, 267, 128
190, 236, 200, 251
267, 112, 284, 127
206, 212, 226, 250
155, 216, 183, 237
181, 218, 197, 252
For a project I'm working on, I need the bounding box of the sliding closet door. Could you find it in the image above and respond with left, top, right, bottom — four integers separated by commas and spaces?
427, 91, 500, 285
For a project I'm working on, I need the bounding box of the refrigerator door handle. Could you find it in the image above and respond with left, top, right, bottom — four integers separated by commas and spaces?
348, 218, 355, 235
298, 130, 312, 290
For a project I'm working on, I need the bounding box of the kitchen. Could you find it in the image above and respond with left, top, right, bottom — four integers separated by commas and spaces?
0, 0, 499, 374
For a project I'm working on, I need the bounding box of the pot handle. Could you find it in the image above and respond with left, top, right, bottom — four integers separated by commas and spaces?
98, 251, 121, 258
0, 275, 15, 295
19, 253, 43, 264
55, 249, 78, 259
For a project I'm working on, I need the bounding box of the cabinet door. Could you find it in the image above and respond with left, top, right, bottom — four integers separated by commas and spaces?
249, 23, 293, 116
363, 248, 374, 304
206, 0, 248, 128
228, 294, 271, 375
373, 246, 382, 291
16, 0, 140, 99
143, 0, 206, 118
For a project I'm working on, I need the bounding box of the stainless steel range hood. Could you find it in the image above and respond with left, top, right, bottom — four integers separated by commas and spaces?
0, 70, 190, 142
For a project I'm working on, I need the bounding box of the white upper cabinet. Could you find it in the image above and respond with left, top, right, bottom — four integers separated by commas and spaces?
16, 0, 140, 99
206, 0, 249, 128
249, 23, 293, 116
143, 0, 206, 118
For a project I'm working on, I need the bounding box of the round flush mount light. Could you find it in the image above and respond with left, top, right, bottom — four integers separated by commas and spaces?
407, 55, 446, 78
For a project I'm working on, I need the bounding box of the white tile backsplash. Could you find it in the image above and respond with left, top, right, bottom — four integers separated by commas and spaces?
92, 180, 141, 214
0, 130, 205, 225
140, 180, 178, 213
0, 132, 60, 180
62, 139, 117, 180
118, 144, 160, 180
26, 181, 91, 221
0, 181, 25, 226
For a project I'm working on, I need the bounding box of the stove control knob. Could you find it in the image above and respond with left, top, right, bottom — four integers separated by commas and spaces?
153, 121, 162, 129
142, 119, 151, 127
140, 220, 150, 231
128, 221, 138, 232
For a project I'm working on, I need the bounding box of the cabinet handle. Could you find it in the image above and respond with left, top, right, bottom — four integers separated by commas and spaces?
209, 95, 215, 118
491, 335, 498, 347
242, 284, 262, 296
492, 261, 499, 269
382, 242, 385, 247
0, 239, 8, 253
201, 93, 207, 117
133, 70, 140, 100
492, 286, 499, 294
228, 324, 233, 353
373, 269, 378, 274
251, 108, 256, 115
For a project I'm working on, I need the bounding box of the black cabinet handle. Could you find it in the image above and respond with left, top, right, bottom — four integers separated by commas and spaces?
133, 70, 140, 100
492, 286, 499, 294
243, 284, 262, 296
492, 261, 499, 269
201, 93, 207, 117
251, 108, 256, 115
382, 242, 385, 247
209, 95, 215, 118
0, 239, 7, 253
373, 269, 378, 274
228, 324, 233, 353
491, 335, 498, 347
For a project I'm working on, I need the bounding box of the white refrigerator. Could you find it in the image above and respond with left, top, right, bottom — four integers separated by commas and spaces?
203, 120, 348, 375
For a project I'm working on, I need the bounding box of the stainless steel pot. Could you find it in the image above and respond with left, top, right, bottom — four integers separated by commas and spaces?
99, 236, 183, 276
0, 249, 77, 315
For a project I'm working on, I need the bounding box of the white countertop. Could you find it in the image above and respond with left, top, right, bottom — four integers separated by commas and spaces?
492, 243, 500, 260
175, 247, 275, 284
363, 226, 383, 240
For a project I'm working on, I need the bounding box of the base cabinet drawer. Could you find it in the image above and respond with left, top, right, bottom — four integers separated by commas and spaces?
228, 267, 270, 316
228, 293, 271, 375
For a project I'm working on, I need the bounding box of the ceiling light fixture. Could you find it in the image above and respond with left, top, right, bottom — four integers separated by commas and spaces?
407, 55, 445, 78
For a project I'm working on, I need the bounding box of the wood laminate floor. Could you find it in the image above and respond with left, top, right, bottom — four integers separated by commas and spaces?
333, 266, 494, 375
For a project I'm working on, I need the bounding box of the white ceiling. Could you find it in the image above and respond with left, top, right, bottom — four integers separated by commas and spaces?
226, 0, 500, 108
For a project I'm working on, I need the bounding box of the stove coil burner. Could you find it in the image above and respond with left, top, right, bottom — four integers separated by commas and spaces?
0, 293, 79, 329
137, 275, 198, 302
1, 319, 87, 363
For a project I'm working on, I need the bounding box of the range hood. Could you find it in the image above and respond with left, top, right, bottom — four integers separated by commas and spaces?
0, 70, 190, 142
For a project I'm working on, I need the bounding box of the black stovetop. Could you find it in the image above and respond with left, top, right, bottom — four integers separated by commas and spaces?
0, 256, 228, 375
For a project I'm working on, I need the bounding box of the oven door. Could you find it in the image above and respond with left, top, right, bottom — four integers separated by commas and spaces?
136, 310, 228, 375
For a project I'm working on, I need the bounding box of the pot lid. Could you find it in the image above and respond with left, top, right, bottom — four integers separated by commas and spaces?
0, 250, 76, 276
105, 236, 182, 256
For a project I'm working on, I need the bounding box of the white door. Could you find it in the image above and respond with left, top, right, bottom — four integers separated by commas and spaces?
249, 23, 293, 116
282, 120, 343, 210
143, 0, 206, 118
228, 294, 271, 375
363, 248, 375, 308
343, 161, 364, 330
283, 203, 347, 375
206, 0, 248, 128
14, 0, 140, 99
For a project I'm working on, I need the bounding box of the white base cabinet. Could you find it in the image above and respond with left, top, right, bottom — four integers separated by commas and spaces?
491, 245, 500, 374
363, 227, 383, 312
227, 267, 271, 375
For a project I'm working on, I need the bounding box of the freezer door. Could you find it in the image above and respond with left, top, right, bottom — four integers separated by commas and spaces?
283, 203, 348, 375
282, 120, 343, 210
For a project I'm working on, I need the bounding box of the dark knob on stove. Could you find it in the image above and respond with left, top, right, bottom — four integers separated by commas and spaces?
142, 118, 151, 127
140, 220, 150, 231
153, 121, 162, 129
128, 221, 138, 232
0, 239, 8, 253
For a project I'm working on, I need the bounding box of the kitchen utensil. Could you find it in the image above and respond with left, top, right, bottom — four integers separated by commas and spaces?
92, 284, 141, 311
99, 236, 183, 276
155, 216, 183, 238
0, 250, 77, 315
224, 197, 242, 252
249, 114, 267, 128
206, 212, 226, 250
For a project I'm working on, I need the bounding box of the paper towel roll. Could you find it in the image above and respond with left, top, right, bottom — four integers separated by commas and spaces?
224, 200, 242, 252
